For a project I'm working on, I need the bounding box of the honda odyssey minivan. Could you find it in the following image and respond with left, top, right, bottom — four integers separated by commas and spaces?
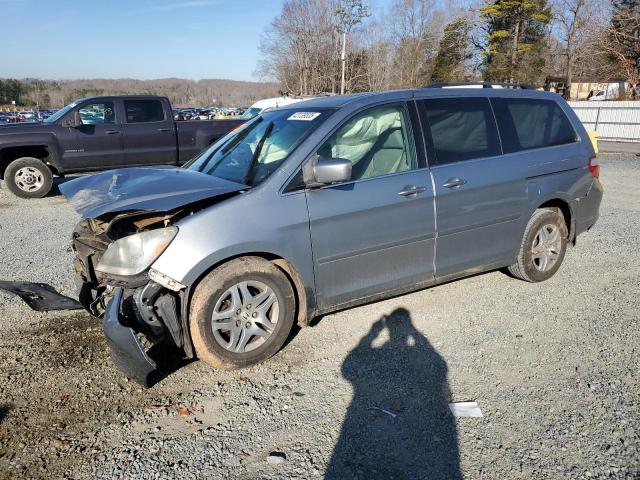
61, 88, 603, 385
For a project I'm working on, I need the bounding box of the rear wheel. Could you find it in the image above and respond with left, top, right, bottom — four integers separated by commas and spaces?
189, 257, 296, 369
508, 209, 568, 282
4, 157, 53, 198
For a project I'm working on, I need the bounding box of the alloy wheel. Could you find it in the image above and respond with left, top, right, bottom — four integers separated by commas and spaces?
531, 223, 562, 272
210, 280, 279, 353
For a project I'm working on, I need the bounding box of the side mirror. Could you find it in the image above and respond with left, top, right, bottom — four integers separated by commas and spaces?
61, 111, 82, 128
307, 157, 352, 186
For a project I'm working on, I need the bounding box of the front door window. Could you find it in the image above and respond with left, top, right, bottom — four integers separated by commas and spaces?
317, 104, 417, 181
78, 102, 116, 125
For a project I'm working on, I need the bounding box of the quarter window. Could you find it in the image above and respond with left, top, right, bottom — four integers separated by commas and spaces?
78, 102, 115, 125
491, 98, 577, 153
317, 103, 417, 181
421, 98, 500, 165
124, 100, 165, 123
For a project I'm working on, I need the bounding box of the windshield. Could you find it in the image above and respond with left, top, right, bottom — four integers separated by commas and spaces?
187, 108, 331, 186
240, 107, 262, 120
44, 102, 77, 123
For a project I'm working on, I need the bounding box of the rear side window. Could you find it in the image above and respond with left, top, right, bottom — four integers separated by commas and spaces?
420, 98, 500, 165
124, 100, 165, 123
491, 98, 577, 153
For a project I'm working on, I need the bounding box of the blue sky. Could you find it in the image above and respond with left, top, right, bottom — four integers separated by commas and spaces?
1, 0, 289, 81
1, 0, 400, 81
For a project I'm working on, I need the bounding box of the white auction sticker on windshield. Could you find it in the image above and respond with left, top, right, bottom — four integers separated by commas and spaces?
288, 112, 321, 121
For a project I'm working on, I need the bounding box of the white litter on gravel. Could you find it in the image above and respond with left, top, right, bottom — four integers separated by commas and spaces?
370, 406, 397, 418
448, 402, 483, 418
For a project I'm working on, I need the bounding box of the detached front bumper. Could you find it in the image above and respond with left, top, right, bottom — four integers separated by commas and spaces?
103, 288, 157, 386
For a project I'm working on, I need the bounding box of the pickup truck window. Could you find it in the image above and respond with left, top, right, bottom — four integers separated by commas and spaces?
124, 100, 165, 123
79, 102, 115, 125
187, 108, 330, 186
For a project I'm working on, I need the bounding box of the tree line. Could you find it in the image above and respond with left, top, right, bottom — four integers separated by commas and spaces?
0, 78, 280, 108
258, 0, 640, 97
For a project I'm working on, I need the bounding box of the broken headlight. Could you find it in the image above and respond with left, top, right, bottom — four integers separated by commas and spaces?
96, 226, 178, 277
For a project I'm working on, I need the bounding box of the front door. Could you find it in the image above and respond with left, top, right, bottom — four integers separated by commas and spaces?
418, 97, 528, 280
60, 100, 124, 171
305, 102, 436, 310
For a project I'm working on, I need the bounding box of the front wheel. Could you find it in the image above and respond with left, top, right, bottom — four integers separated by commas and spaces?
4, 157, 53, 198
508, 208, 568, 282
189, 256, 296, 369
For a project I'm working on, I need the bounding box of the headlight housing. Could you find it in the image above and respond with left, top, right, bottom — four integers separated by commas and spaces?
96, 227, 178, 277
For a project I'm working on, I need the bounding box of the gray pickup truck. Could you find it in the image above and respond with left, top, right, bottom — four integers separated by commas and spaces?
0, 95, 243, 198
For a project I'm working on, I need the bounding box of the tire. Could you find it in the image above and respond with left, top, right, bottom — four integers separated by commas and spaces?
4, 157, 53, 198
189, 256, 296, 369
508, 208, 568, 282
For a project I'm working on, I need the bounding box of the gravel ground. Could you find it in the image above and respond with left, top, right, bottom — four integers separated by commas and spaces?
0, 156, 638, 479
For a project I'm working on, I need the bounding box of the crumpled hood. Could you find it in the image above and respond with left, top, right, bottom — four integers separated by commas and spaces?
59, 167, 248, 218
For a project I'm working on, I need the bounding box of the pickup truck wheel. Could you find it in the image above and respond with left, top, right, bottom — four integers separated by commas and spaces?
508, 209, 568, 282
189, 256, 296, 369
4, 157, 53, 198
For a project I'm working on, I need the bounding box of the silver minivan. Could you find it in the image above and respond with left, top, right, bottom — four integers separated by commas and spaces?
62, 88, 603, 385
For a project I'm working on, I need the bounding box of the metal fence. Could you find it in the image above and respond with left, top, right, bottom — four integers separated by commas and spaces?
568, 101, 640, 142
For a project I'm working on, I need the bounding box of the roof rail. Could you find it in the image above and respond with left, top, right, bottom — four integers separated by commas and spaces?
426, 82, 536, 90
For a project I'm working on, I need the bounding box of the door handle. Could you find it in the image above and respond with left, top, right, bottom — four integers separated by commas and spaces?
442, 177, 467, 189
158, 127, 171, 132
105, 130, 120, 135
398, 185, 427, 197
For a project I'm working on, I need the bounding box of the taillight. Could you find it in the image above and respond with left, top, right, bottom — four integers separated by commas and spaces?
588, 155, 600, 178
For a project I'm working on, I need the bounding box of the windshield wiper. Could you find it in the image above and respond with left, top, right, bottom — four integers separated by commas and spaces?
242, 121, 273, 185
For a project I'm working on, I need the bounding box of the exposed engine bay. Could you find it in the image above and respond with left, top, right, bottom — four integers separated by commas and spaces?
71, 208, 190, 353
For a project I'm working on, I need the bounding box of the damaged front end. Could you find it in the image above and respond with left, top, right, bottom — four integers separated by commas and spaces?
71, 209, 190, 386
61, 167, 249, 386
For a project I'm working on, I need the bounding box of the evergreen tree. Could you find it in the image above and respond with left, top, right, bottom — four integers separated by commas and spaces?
481, 0, 551, 84
431, 18, 472, 83
610, 0, 640, 82
0, 79, 23, 105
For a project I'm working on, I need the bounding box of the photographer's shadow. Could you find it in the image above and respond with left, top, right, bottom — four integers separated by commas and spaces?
326, 308, 461, 480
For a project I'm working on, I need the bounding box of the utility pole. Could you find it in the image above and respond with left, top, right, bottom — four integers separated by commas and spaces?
335, 0, 369, 96
340, 31, 347, 95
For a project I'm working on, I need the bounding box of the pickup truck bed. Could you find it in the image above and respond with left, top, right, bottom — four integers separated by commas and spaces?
175, 118, 241, 163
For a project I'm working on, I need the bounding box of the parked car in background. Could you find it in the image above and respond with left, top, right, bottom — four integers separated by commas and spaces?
588, 90, 607, 101
61, 87, 602, 385
0, 95, 244, 198
240, 95, 308, 120
587, 82, 626, 101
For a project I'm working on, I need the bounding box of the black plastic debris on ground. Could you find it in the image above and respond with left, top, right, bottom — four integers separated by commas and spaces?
0, 281, 82, 311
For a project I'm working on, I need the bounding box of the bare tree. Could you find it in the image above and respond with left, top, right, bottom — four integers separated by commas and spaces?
258, 0, 339, 95
359, 19, 394, 91
552, 0, 610, 96
390, 0, 446, 88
